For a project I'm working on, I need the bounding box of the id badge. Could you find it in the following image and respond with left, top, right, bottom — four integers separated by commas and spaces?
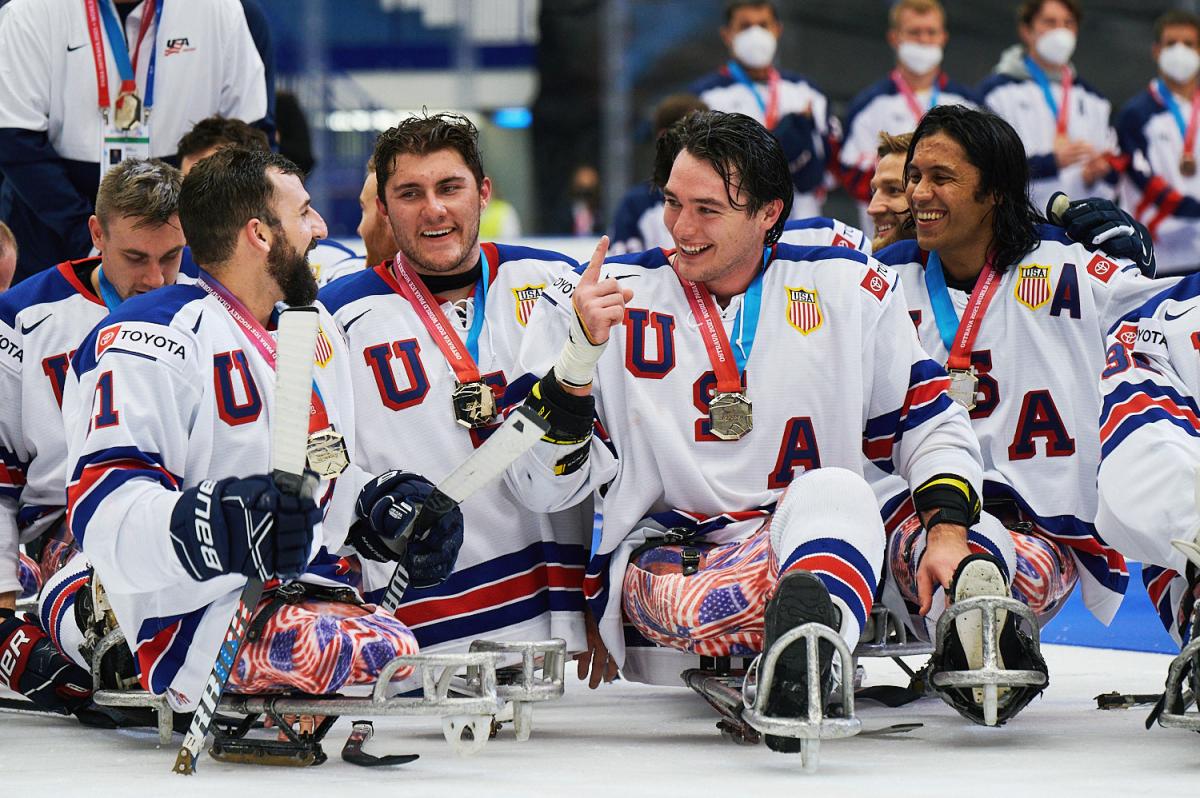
99, 117, 151, 181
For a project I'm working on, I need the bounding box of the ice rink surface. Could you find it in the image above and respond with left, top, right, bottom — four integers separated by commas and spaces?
1, 643, 1194, 796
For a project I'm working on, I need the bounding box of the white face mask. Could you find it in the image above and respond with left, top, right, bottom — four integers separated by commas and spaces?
1034, 28, 1076, 66
1160, 42, 1200, 84
897, 41, 943, 76
732, 25, 778, 70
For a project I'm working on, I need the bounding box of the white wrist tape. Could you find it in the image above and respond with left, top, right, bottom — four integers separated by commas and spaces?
553, 309, 607, 387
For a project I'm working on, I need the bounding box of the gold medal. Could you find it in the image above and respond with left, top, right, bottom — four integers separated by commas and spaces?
113, 91, 142, 131
306, 427, 349, 478
451, 380, 498, 428
708, 391, 753, 441
947, 367, 978, 411
1183, 153, 1197, 177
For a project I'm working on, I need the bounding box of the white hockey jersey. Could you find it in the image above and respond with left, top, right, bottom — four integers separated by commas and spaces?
507, 244, 983, 664
0, 260, 108, 595
318, 244, 588, 653
64, 278, 365, 711
1096, 274, 1200, 640
309, 239, 366, 288
874, 226, 1174, 622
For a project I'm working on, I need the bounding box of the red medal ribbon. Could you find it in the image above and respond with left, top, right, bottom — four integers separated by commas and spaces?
762, 67, 781, 130
1184, 90, 1200, 158
673, 266, 743, 395
85, 0, 158, 113
890, 68, 931, 124
197, 275, 330, 433
1055, 67, 1073, 138
944, 255, 1001, 372
376, 258, 484, 384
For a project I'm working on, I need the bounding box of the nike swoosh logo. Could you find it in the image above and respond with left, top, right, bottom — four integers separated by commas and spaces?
20, 315, 51, 334
1164, 307, 1195, 322
342, 309, 370, 331
612, 273, 641, 280
66, 43, 87, 52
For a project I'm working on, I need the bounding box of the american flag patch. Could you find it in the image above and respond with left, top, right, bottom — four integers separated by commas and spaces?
512, 283, 544, 327
1014, 264, 1051, 311
314, 327, 333, 367
785, 285, 823, 335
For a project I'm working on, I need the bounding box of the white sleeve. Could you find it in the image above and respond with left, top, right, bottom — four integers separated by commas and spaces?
218, 0, 267, 122
861, 268, 983, 493
0, 319, 27, 595
66, 325, 201, 594
0, 1, 51, 131
1096, 315, 1200, 572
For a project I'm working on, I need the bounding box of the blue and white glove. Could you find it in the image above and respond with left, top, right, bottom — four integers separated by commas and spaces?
1055, 195, 1156, 277
349, 470, 465, 588
169, 475, 320, 582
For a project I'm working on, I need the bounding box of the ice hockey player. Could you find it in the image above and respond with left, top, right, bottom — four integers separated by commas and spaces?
872, 104, 1173, 724
0, 159, 186, 720
56, 147, 462, 716
319, 113, 590, 654
506, 110, 985, 750
1096, 276, 1200, 652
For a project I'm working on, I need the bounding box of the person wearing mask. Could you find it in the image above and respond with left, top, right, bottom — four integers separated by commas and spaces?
840, 0, 977, 233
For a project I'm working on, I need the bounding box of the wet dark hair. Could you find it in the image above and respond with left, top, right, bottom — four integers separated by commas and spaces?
372, 112, 485, 206
653, 110, 792, 246
906, 105, 1041, 272
179, 147, 303, 266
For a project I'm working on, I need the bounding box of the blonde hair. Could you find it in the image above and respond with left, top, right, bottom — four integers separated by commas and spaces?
877, 130, 914, 160
95, 158, 183, 231
889, 0, 945, 28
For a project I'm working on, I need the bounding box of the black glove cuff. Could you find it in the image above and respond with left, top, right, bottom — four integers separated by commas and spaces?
913, 473, 980, 528
527, 369, 595, 446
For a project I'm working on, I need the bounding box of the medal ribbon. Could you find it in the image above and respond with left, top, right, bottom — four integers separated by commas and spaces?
95, 265, 122, 311
924, 251, 1001, 370
674, 248, 769, 393
87, 0, 162, 116
726, 60, 781, 129
377, 251, 490, 384
890, 68, 941, 123
1023, 55, 1072, 137
197, 272, 330, 432
1155, 78, 1200, 160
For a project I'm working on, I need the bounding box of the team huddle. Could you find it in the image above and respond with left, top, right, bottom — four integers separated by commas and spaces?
1, 101, 1199, 770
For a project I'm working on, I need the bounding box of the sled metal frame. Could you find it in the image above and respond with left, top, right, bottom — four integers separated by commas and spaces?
930, 595, 1047, 727
741, 622, 861, 773
466, 638, 567, 741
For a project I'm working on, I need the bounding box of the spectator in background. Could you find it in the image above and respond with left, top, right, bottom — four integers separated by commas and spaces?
609, 93, 708, 255
0, 222, 15, 291
358, 155, 398, 267
867, 131, 916, 252
569, 164, 603, 236
1117, 10, 1200, 276
479, 180, 523, 241
239, 0, 276, 141
839, 0, 976, 233
689, 1, 837, 219
177, 115, 271, 175
276, 90, 316, 174
0, 0, 267, 284
978, 0, 1116, 215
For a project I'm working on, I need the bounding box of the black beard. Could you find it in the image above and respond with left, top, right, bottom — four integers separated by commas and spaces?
267, 236, 318, 306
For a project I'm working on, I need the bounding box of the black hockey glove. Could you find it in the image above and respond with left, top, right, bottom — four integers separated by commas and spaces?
0, 609, 93, 715
169, 475, 320, 583
1055, 195, 1156, 277
349, 471, 465, 589
526, 369, 594, 446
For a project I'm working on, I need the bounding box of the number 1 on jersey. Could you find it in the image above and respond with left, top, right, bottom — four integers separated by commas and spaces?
92, 371, 120, 429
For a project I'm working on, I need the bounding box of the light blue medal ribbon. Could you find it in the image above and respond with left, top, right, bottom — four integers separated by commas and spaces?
1157, 78, 1190, 140
923, 251, 960, 352
1023, 54, 1060, 120
726, 60, 769, 118
95, 265, 123, 311
730, 247, 770, 376
97, 0, 164, 113
464, 248, 491, 363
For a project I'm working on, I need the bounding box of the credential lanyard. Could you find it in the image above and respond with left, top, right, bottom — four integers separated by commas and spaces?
924, 251, 1001, 370
1156, 78, 1200, 157
726, 60, 781, 130
1023, 54, 1072, 137
891, 69, 941, 123
87, 0, 162, 116
378, 252, 490, 384
675, 248, 769, 393
197, 271, 330, 431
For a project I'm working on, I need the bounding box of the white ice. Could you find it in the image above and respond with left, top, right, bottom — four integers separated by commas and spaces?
0, 643, 1193, 796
